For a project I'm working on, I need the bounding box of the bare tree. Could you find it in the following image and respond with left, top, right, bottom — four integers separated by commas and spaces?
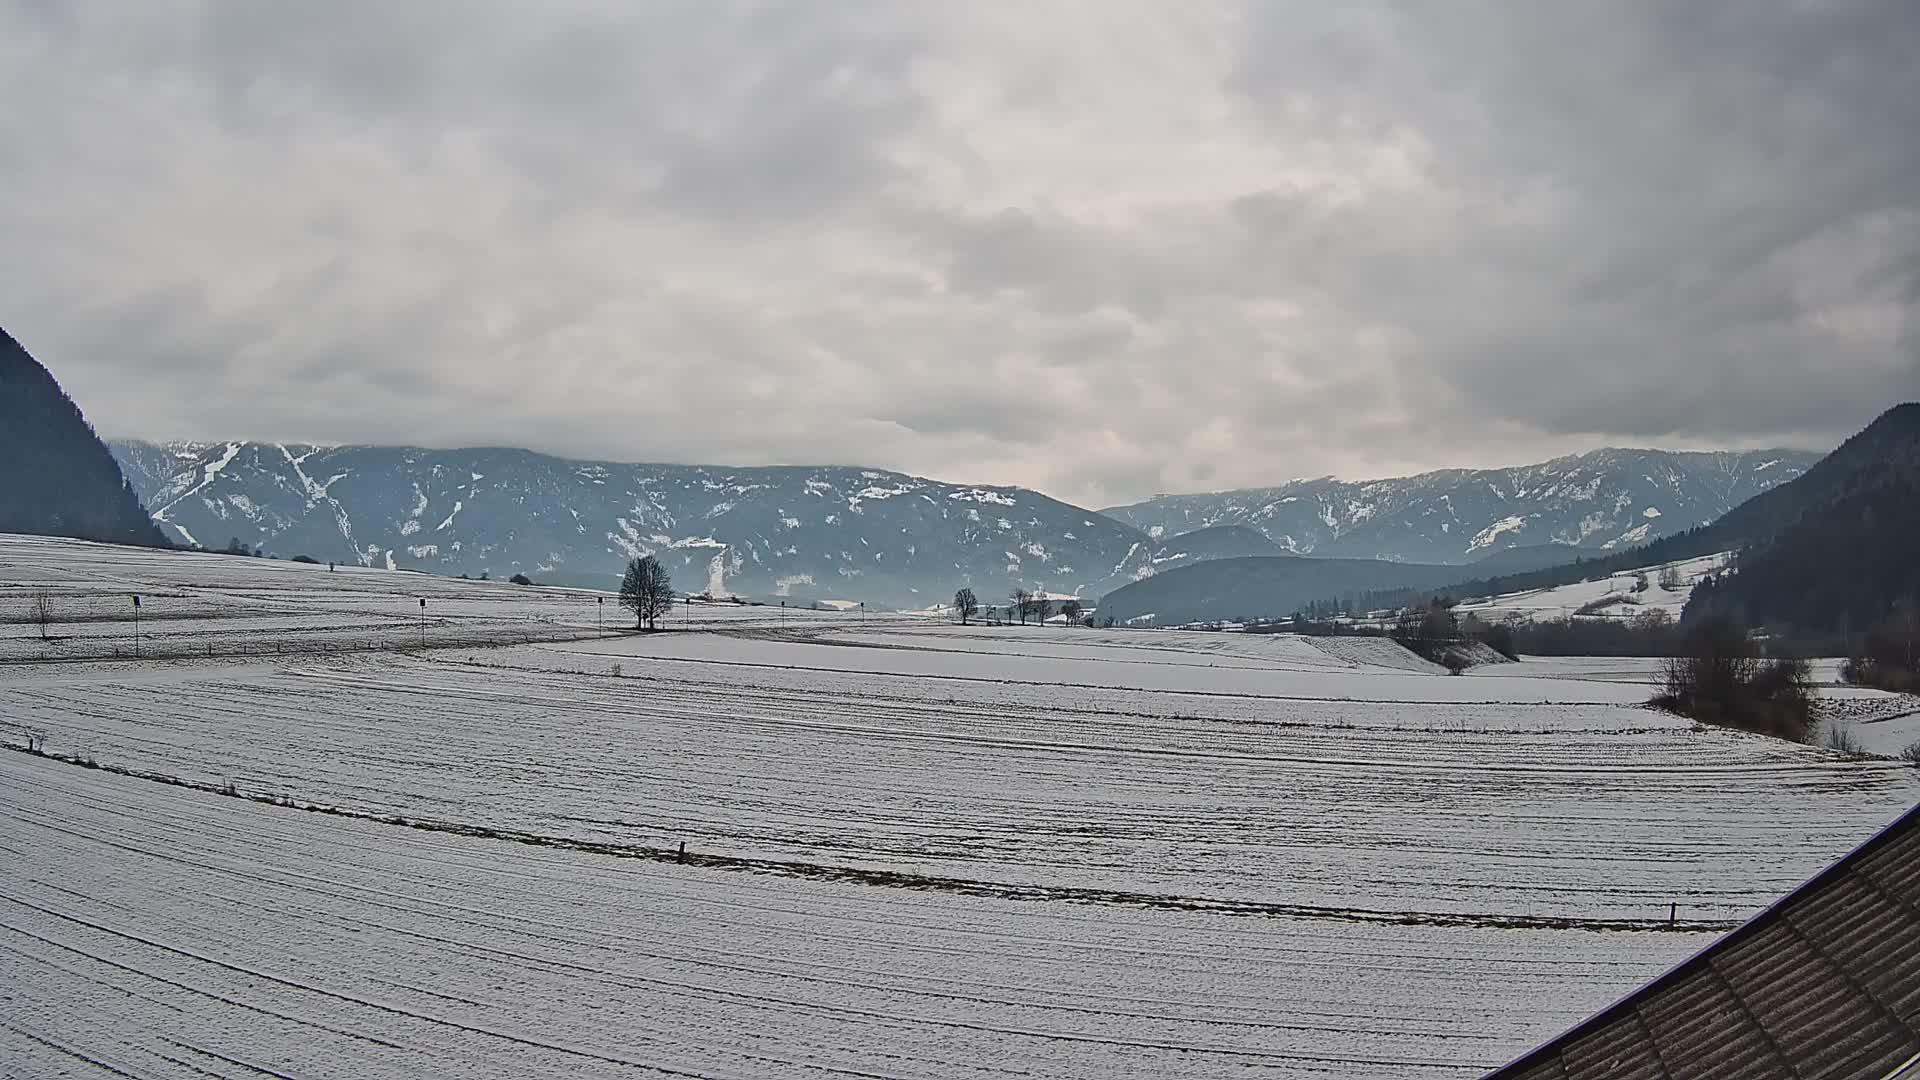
31, 589, 52, 641
953, 587, 979, 625
1059, 599, 1083, 626
1010, 588, 1032, 626
620, 556, 675, 630
1657, 565, 1683, 591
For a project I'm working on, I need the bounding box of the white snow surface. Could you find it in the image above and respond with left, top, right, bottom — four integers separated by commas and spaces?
1, 532, 1916, 1079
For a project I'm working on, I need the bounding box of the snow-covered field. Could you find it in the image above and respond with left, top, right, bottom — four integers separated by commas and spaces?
3, 534, 1917, 1078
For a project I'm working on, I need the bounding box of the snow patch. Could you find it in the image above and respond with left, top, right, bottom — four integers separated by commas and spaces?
947, 488, 1016, 507
855, 484, 913, 500
1468, 515, 1528, 551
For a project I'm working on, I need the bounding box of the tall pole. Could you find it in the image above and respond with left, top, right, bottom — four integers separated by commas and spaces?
132, 594, 140, 658
598, 595, 604, 632
419, 597, 427, 649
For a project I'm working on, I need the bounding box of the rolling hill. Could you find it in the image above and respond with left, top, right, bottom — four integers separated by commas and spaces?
1096, 555, 1465, 626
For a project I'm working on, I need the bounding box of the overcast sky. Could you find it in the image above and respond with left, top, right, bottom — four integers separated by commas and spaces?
4, 2, 1914, 507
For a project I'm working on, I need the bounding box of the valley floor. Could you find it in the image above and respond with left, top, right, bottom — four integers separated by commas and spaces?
3, 534, 1917, 1078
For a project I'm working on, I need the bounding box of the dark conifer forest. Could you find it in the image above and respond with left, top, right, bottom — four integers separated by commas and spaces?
1, 327, 168, 548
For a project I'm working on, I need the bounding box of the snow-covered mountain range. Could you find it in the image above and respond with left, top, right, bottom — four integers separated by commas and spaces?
109, 441, 1147, 607
1101, 448, 1818, 565
110, 441, 1818, 607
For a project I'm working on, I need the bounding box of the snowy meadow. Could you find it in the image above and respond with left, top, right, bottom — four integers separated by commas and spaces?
3, 535, 1916, 1078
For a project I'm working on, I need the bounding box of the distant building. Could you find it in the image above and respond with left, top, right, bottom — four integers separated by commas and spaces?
1029, 591, 1089, 622
1486, 801, 1920, 1079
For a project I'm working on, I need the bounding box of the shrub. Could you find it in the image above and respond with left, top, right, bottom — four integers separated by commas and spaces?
1901, 741, 1920, 767
1819, 722, 1866, 757
1440, 650, 1470, 676
290, 554, 320, 564
509, 573, 533, 586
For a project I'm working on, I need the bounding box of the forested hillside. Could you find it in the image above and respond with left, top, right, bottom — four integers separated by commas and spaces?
1686, 403, 1919, 635
0, 328, 167, 548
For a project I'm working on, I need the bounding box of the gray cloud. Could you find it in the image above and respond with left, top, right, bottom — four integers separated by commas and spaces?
2, 0, 1912, 508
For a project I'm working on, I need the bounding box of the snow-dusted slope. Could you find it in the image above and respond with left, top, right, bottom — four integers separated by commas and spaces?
111, 441, 1153, 606
1103, 448, 1818, 564
1456, 552, 1731, 622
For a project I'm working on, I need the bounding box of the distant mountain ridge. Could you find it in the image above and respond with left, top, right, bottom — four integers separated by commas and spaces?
109, 438, 1825, 610
0, 328, 167, 548
110, 440, 1151, 607
1099, 405, 1910, 629
1102, 448, 1819, 565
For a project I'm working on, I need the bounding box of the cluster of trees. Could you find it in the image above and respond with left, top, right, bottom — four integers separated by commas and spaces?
1500, 610, 1685, 657
1651, 615, 1816, 742
954, 587, 1085, 626
1382, 600, 1519, 672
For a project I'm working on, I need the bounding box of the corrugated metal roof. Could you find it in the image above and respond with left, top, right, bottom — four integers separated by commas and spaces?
1487, 802, 1920, 1080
